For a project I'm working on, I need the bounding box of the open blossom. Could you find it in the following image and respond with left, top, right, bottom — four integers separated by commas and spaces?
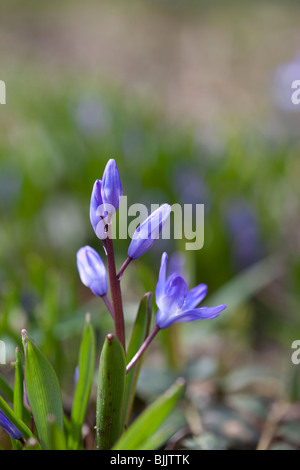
128, 204, 171, 260
155, 252, 226, 329
76, 246, 108, 297
0, 409, 22, 440
90, 159, 123, 239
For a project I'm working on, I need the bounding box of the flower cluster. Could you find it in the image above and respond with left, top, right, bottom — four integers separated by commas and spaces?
76, 159, 173, 303
75, 158, 226, 372
0, 158, 227, 447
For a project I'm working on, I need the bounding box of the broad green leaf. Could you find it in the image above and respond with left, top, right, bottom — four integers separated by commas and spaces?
0, 374, 14, 403
23, 330, 64, 449
68, 313, 96, 450
13, 347, 24, 420
11, 439, 23, 450
96, 334, 126, 450
113, 378, 185, 450
0, 372, 32, 427
0, 395, 36, 443
122, 293, 152, 427
48, 414, 67, 450
137, 411, 186, 450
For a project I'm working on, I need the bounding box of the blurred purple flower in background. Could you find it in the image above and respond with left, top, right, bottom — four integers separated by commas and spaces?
76, 246, 108, 297
224, 200, 265, 271
168, 251, 189, 284
168, 251, 187, 276
273, 53, 300, 112
155, 252, 226, 329
173, 165, 210, 210
74, 366, 79, 388
0, 163, 22, 211
0, 409, 22, 440
74, 95, 110, 136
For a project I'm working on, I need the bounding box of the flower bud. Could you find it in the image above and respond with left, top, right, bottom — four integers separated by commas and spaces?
76, 246, 108, 297
128, 204, 171, 259
0, 409, 22, 440
89, 159, 123, 239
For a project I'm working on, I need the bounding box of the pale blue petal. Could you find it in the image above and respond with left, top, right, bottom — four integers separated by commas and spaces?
172, 304, 226, 323
155, 252, 168, 305
183, 284, 208, 311
128, 204, 171, 259
76, 246, 108, 297
89, 179, 103, 235
102, 159, 122, 214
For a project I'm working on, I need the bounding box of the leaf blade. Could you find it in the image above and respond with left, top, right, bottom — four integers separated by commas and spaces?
23, 330, 64, 449
68, 313, 96, 450
123, 293, 152, 427
13, 347, 24, 421
0, 395, 35, 443
96, 334, 126, 450
113, 378, 185, 450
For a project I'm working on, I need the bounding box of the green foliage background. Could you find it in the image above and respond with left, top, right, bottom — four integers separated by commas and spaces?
0, 0, 299, 450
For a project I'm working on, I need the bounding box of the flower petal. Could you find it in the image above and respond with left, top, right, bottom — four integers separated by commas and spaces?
76, 246, 108, 297
155, 252, 168, 305
102, 159, 122, 215
172, 304, 227, 323
128, 204, 171, 259
155, 276, 188, 328
0, 409, 22, 440
183, 284, 208, 311
155, 309, 171, 329
89, 179, 104, 235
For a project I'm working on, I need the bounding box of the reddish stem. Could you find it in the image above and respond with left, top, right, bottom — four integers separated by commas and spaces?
117, 257, 133, 280
126, 325, 160, 374
103, 232, 126, 352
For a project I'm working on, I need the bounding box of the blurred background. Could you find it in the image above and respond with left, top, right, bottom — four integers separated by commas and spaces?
0, 0, 300, 450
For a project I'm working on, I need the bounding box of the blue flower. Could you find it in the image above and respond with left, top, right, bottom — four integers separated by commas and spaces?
76, 246, 108, 297
0, 409, 22, 440
74, 366, 79, 388
273, 53, 300, 112
155, 252, 226, 329
90, 159, 123, 239
128, 204, 171, 260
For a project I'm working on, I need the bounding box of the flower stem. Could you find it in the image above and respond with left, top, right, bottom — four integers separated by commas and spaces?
126, 325, 160, 374
102, 294, 114, 319
103, 232, 126, 352
117, 257, 133, 280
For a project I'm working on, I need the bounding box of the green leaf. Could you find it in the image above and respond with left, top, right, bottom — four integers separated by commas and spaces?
0, 374, 14, 403
139, 411, 186, 450
48, 414, 67, 450
96, 334, 126, 450
122, 292, 152, 427
68, 313, 96, 450
13, 347, 24, 420
23, 330, 64, 449
113, 378, 185, 450
0, 395, 35, 443
0, 371, 32, 427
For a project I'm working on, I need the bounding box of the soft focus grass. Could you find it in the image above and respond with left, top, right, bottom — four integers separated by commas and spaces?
0, 0, 300, 449
1, 72, 299, 380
